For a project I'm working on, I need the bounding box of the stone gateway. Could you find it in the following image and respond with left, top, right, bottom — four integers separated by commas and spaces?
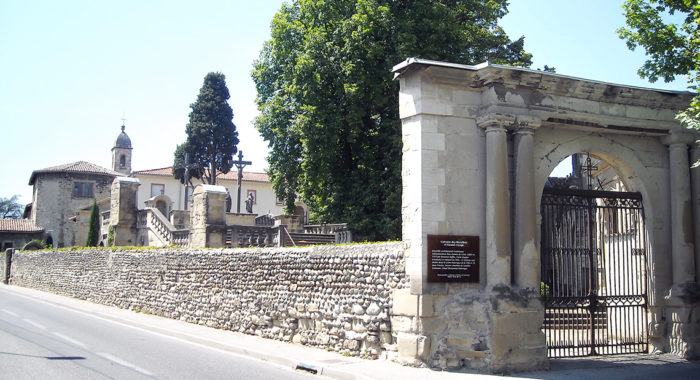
393, 58, 699, 371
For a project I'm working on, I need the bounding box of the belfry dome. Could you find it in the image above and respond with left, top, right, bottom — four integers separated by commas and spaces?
115, 125, 132, 149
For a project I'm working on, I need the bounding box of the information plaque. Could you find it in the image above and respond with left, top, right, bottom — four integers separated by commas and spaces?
427, 235, 479, 283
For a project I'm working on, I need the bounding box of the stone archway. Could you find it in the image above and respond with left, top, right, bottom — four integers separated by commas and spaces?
539, 152, 649, 358
394, 58, 699, 370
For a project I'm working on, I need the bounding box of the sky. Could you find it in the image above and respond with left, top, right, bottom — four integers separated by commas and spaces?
0, 0, 692, 206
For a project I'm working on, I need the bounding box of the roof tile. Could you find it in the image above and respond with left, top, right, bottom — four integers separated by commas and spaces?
134, 167, 270, 183
0, 219, 44, 233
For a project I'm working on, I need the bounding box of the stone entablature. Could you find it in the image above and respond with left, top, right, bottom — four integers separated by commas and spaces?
5, 243, 407, 359
394, 58, 699, 370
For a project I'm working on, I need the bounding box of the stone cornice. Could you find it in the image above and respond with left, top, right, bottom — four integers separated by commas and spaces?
393, 58, 694, 111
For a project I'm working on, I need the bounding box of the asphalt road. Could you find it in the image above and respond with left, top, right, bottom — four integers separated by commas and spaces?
0, 287, 321, 380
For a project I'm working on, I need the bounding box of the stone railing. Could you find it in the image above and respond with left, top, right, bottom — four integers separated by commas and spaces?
225, 225, 277, 248
303, 223, 352, 244
139, 208, 189, 247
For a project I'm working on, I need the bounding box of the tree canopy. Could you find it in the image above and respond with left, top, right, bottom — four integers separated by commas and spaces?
252, 0, 532, 241
174, 72, 239, 185
618, 0, 699, 126
0, 195, 23, 219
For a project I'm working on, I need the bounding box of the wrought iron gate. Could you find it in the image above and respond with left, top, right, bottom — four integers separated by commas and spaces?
540, 188, 648, 358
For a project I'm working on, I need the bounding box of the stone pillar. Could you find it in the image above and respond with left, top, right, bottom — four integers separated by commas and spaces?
662, 132, 700, 359
189, 184, 228, 248
478, 113, 513, 288
109, 177, 140, 246
513, 116, 541, 291
663, 134, 697, 289
691, 145, 700, 287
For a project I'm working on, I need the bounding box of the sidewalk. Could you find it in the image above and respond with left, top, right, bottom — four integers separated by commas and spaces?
2, 284, 698, 379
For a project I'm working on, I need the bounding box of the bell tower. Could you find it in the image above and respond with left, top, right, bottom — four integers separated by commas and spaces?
112, 124, 132, 175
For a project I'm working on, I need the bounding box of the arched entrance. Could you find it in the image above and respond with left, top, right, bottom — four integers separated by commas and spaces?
540, 153, 648, 358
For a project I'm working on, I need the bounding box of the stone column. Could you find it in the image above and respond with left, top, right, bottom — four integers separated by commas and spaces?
513, 116, 541, 290
691, 145, 700, 285
663, 133, 697, 289
478, 113, 513, 288
662, 132, 700, 359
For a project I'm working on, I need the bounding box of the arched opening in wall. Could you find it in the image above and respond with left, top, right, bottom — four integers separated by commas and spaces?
119, 154, 126, 169
540, 152, 648, 358
44, 235, 53, 248
155, 200, 167, 217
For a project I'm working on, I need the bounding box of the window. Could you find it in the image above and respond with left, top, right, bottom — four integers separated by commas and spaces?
151, 184, 165, 198
119, 155, 126, 168
247, 189, 257, 204
276, 195, 284, 205
73, 182, 94, 198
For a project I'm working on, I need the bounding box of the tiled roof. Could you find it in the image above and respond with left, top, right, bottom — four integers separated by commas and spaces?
0, 219, 43, 233
29, 161, 121, 185
134, 167, 271, 183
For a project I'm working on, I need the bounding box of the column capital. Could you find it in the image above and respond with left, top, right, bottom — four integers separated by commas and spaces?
477, 113, 515, 131
662, 131, 696, 146
514, 115, 542, 132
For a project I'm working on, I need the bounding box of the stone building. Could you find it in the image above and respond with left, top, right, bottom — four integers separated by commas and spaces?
132, 167, 303, 218
21, 123, 310, 247
27, 161, 120, 247
393, 58, 699, 370
0, 219, 44, 251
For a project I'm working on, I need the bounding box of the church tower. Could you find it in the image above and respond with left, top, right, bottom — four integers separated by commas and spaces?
112, 124, 132, 175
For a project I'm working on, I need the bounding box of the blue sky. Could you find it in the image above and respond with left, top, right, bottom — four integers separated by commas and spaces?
0, 0, 691, 205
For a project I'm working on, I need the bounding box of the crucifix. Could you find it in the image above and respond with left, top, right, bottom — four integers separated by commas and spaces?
233, 150, 252, 213
581, 154, 598, 190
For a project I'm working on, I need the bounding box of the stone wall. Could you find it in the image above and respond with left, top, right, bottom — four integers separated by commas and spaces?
8, 243, 407, 358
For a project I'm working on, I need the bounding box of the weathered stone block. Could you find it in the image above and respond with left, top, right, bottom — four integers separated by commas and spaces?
397, 332, 430, 360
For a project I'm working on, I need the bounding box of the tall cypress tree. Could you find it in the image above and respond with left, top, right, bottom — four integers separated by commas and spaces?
86, 199, 100, 247
173, 72, 239, 185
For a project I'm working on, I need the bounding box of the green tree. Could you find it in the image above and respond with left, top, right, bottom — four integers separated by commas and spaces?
174, 72, 239, 185
252, 0, 532, 241
86, 199, 100, 247
0, 195, 23, 219
617, 0, 699, 127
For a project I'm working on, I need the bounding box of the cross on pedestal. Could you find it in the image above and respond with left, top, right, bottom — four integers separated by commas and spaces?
233, 151, 252, 213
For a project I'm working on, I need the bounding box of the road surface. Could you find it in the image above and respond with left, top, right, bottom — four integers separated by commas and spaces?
0, 286, 321, 379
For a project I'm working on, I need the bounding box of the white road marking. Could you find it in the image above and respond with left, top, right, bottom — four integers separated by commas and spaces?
52, 332, 88, 349
97, 352, 154, 377
2, 308, 18, 317
22, 318, 47, 330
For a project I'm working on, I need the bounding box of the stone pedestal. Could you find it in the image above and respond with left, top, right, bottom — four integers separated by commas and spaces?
226, 213, 258, 226
189, 185, 228, 248
274, 215, 304, 233
109, 177, 140, 246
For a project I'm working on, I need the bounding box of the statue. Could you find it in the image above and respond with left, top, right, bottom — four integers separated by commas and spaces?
245, 193, 254, 213
225, 191, 232, 213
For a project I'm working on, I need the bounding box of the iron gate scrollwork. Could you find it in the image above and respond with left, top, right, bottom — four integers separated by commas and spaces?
540, 188, 648, 358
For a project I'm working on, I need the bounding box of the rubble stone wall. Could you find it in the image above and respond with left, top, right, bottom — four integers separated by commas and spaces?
8, 243, 407, 358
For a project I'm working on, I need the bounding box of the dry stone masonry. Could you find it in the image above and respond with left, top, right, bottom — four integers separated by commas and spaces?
7, 243, 407, 358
